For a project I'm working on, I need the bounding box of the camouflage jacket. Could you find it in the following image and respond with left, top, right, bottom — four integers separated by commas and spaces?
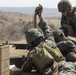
38, 19, 57, 48
61, 7, 76, 32
59, 62, 76, 75
57, 38, 76, 56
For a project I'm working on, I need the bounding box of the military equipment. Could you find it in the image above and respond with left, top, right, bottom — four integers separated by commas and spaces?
58, 0, 72, 12
53, 29, 63, 38
34, 13, 37, 28
44, 43, 64, 62
52, 29, 66, 41
2, 28, 43, 49
26, 28, 43, 44
2, 41, 31, 49
30, 42, 54, 73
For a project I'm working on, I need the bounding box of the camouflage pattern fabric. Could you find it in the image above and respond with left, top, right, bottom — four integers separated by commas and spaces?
25, 28, 43, 44
38, 18, 57, 48
52, 29, 64, 42
24, 25, 60, 74
57, 39, 76, 52
43, 42, 63, 62
57, 39, 76, 61
22, 41, 63, 74
53, 29, 76, 61
29, 42, 54, 73
59, 62, 76, 75
61, 7, 76, 36
38, 19, 64, 62
53, 29, 63, 38
38, 19, 54, 41
58, 0, 72, 12
21, 53, 33, 72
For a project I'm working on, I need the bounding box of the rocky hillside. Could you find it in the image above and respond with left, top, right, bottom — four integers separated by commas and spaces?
0, 12, 34, 43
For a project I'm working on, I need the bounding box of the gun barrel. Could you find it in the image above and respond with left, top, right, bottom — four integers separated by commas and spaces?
2, 43, 30, 49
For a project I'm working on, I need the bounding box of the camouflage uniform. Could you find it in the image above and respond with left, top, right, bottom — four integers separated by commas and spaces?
38, 19, 56, 48
53, 29, 76, 62
58, 61, 76, 75
22, 28, 56, 73
58, 0, 76, 37
38, 19, 65, 61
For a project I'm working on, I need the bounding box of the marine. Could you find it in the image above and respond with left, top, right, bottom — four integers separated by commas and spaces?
53, 29, 76, 62
22, 28, 60, 75
21, 5, 65, 75
58, 0, 76, 37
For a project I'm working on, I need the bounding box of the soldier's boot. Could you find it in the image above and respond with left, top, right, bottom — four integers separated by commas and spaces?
66, 52, 76, 62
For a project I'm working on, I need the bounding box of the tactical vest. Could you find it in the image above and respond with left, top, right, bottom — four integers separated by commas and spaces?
29, 42, 63, 73
29, 42, 54, 73
44, 42, 63, 62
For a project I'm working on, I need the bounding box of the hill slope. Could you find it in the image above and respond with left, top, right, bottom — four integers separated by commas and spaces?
0, 12, 34, 43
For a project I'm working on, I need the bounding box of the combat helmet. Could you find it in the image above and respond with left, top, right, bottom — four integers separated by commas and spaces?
25, 28, 43, 44
58, 0, 72, 12
53, 29, 64, 38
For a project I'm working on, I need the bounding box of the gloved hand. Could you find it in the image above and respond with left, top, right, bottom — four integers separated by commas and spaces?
35, 4, 43, 16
